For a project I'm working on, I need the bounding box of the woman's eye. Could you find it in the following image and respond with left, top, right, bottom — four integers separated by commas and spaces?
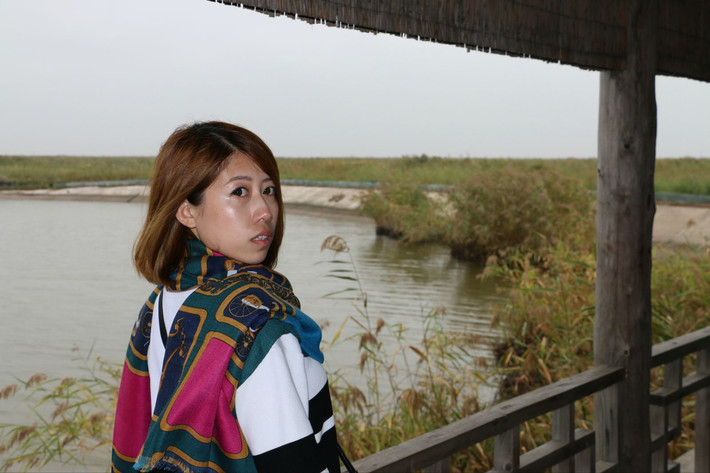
264, 186, 277, 196
232, 187, 247, 197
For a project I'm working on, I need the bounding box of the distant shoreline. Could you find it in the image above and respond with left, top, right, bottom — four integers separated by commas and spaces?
3, 156, 710, 200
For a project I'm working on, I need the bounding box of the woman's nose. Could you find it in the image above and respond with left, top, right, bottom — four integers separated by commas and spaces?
254, 195, 273, 223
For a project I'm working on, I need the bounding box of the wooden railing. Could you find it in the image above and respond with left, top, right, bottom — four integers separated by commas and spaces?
650, 326, 710, 473
346, 326, 710, 473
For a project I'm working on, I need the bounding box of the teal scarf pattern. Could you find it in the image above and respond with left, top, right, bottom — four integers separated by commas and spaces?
111, 239, 323, 472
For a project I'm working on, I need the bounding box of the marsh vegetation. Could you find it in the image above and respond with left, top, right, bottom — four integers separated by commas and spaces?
2, 155, 709, 197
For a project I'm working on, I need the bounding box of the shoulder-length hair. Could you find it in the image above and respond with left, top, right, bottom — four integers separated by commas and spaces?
134, 121, 284, 286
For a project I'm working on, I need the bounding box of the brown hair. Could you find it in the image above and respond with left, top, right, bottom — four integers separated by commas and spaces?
134, 121, 284, 286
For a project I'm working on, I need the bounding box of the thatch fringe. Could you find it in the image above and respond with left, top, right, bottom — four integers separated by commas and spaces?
208, 0, 710, 82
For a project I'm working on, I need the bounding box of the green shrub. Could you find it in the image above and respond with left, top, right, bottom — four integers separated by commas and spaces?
360, 166, 596, 266
360, 182, 448, 243
446, 167, 595, 263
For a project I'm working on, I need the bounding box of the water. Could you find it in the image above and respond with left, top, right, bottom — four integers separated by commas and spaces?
0, 199, 504, 428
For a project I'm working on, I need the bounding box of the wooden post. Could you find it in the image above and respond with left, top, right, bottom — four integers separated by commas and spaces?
650, 359, 682, 472
594, 0, 658, 471
552, 404, 575, 473
494, 427, 520, 472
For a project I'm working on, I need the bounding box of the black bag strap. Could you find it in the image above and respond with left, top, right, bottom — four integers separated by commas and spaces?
337, 442, 358, 473
158, 289, 168, 347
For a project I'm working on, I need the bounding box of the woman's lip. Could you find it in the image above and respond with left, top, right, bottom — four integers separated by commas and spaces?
251, 232, 273, 245
253, 230, 272, 239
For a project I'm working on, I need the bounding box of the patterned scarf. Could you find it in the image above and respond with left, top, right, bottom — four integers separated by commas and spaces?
112, 239, 323, 473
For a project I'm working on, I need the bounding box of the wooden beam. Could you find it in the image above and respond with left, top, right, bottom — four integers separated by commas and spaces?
594, 0, 658, 471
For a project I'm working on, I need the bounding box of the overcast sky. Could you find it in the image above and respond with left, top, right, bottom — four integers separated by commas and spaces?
1, 0, 708, 159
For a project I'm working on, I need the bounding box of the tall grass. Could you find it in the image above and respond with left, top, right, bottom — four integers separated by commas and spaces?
319, 235, 495, 471
281, 155, 710, 196
649, 245, 710, 456
651, 246, 710, 339
0, 156, 154, 189
655, 158, 710, 195
490, 243, 710, 397
0, 348, 119, 471
488, 245, 598, 398
486, 242, 710, 457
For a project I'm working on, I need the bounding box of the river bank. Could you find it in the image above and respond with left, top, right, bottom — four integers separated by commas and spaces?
0, 183, 363, 208
2, 183, 709, 246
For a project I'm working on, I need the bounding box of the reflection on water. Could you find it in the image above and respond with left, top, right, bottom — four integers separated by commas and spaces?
355, 234, 501, 332
0, 199, 505, 427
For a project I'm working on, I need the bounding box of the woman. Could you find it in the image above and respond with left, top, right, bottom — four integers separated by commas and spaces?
112, 121, 340, 473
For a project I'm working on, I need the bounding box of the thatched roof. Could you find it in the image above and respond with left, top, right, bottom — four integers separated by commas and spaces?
210, 0, 709, 82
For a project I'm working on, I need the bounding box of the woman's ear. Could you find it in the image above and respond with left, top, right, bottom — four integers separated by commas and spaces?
175, 201, 197, 229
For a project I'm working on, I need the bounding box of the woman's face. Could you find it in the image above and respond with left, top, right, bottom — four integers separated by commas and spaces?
177, 152, 279, 264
